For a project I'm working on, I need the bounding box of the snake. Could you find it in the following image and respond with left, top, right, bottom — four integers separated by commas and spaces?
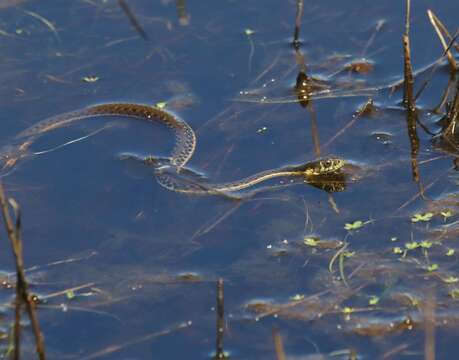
0, 103, 345, 195
153, 158, 345, 195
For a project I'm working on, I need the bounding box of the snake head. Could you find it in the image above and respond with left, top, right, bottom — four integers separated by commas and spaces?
297, 158, 345, 177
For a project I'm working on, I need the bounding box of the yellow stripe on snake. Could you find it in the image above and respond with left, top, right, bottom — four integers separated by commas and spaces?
0, 103, 346, 195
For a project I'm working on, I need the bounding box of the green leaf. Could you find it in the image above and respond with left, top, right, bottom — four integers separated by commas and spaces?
443, 276, 459, 284
450, 289, 459, 299
446, 248, 455, 256
369, 295, 380, 305
81, 75, 99, 83
344, 220, 364, 231
420, 241, 433, 248
342, 306, 354, 314
244, 28, 255, 36
426, 264, 438, 272
155, 101, 167, 109
256, 126, 268, 134
393, 247, 403, 254
405, 241, 419, 250
290, 294, 305, 301
411, 212, 433, 223
303, 237, 319, 247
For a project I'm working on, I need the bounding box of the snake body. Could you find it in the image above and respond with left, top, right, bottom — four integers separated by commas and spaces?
0, 103, 345, 194
155, 158, 345, 194
9, 103, 195, 169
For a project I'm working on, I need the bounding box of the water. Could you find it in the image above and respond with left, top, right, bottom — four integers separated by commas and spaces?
0, 0, 459, 358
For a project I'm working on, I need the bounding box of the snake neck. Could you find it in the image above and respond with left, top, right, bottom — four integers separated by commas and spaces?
154, 159, 345, 195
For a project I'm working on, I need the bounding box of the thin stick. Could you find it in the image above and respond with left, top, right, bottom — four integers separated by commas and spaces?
443, 72, 459, 140
0, 184, 46, 359
414, 31, 459, 102
402, 0, 422, 189
396, 166, 451, 211
117, 0, 148, 40
13, 287, 22, 360
427, 10, 458, 72
175, 0, 190, 26
22, 10, 60, 42
427, 10, 459, 52
79, 321, 192, 360
423, 288, 436, 360
215, 278, 225, 359
403, 0, 414, 106
361, 19, 386, 57
293, 0, 304, 48
190, 202, 242, 242
272, 327, 287, 360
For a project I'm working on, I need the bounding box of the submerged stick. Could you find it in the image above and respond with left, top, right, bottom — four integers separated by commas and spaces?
272, 328, 287, 360
403, 0, 414, 106
80, 321, 192, 360
293, 0, 304, 48
175, 0, 190, 26
215, 278, 226, 359
117, 0, 148, 40
423, 288, 436, 360
0, 184, 46, 360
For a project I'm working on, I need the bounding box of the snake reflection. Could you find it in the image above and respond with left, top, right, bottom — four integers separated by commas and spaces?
0, 103, 347, 195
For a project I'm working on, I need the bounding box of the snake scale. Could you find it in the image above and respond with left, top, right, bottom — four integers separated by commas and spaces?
0, 103, 345, 195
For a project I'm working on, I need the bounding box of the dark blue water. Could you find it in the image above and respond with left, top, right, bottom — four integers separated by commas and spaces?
0, 0, 459, 358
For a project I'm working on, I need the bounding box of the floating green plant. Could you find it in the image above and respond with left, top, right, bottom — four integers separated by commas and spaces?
426, 264, 438, 272
411, 212, 434, 223
155, 101, 167, 109
405, 241, 419, 250
290, 294, 305, 301
82, 75, 99, 83
443, 276, 459, 284
420, 240, 433, 249
368, 296, 380, 305
303, 237, 319, 247
344, 220, 364, 230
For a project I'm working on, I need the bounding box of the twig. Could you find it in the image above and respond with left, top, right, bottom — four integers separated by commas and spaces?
414, 32, 459, 102
22, 10, 60, 42
293, 0, 304, 48
272, 327, 287, 360
427, 10, 458, 72
117, 0, 148, 40
0, 184, 46, 359
175, 0, 190, 26
361, 19, 386, 57
14, 282, 22, 360
423, 288, 436, 360
215, 279, 226, 359
426, 10, 459, 52
403, 0, 422, 189
403, 0, 414, 106
79, 321, 192, 360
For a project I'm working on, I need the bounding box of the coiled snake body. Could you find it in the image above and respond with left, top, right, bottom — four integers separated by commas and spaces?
0, 103, 345, 195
